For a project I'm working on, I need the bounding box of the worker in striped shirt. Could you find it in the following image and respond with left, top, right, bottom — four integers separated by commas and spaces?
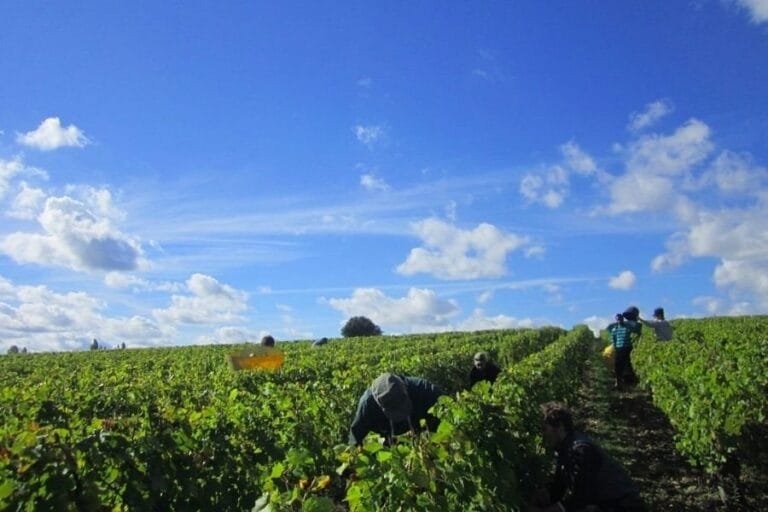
607, 314, 634, 390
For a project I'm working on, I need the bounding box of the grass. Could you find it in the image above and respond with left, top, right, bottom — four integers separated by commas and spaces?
570, 344, 766, 511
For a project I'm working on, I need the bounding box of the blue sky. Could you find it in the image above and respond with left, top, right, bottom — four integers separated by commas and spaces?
1, 1, 767, 351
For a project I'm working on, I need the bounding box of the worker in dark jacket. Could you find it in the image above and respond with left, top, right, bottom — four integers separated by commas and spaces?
469, 351, 501, 386
348, 373, 444, 445
529, 402, 644, 512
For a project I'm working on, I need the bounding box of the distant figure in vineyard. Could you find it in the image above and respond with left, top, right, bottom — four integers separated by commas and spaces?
90, 338, 99, 351
349, 372, 445, 445
607, 314, 636, 390
528, 402, 644, 512
621, 306, 643, 339
260, 335, 275, 347
639, 307, 672, 342
469, 351, 501, 386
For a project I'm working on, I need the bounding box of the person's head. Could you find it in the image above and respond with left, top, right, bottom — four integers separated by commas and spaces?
473, 351, 489, 370
615, 313, 624, 324
653, 307, 665, 320
260, 335, 275, 347
622, 306, 639, 322
370, 373, 412, 422
540, 401, 574, 448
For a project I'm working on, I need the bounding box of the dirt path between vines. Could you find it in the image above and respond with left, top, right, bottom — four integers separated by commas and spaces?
571, 349, 764, 511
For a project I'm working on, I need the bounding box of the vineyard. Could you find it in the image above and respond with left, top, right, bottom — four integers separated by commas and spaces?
1, 317, 767, 511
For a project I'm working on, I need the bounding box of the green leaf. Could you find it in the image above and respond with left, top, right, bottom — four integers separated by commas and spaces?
302, 496, 335, 512
270, 462, 284, 479
0, 480, 15, 501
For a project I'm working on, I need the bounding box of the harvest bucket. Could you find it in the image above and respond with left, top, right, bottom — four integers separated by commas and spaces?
602, 344, 615, 371
228, 346, 285, 371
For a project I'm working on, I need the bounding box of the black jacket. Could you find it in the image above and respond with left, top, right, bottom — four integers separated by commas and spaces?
549, 432, 643, 511
469, 362, 501, 386
348, 376, 444, 445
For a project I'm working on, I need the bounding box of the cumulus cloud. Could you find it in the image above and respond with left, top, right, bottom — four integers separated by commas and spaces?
152, 273, 248, 325
627, 100, 673, 132
0, 274, 165, 352
520, 166, 568, 208
16, 117, 90, 151
624, 119, 713, 177
1, 191, 145, 272
601, 119, 715, 216
354, 124, 385, 147
327, 287, 460, 332
735, 0, 768, 23
604, 173, 680, 214
705, 151, 767, 194
1, 157, 47, 201
195, 326, 268, 345
561, 141, 598, 175
582, 315, 611, 337
609, 270, 637, 290
455, 308, 534, 331
652, 202, 768, 308
520, 143, 604, 208
0, 158, 24, 200
397, 218, 529, 280
360, 173, 390, 192
9, 182, 47, 219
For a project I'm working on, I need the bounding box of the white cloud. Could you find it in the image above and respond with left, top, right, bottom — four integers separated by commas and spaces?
327, 287, 460, 332
735, 0, 768, 23
354, 125, 385, 147
16, 117, 90, 151
561, 141, 598, 175
455, 308, 534, 331
9, 182, 46, 219
397, 218, 529, 280
624, 118, 713, 177
601, 119, 714, 216
0, 158, 24, 200
651, 194, 768, 308
627, 100, 673, 132
360, 173, 390, 192
604, 173, 679, 214
152, 273, 248, 325
477, 290, 493, 304
1, 157, 47, 201
520, 144, 604, 208
520, 169, 567, 208
104, 272, 183, 293
609, 270, 637, 290
705, 151, 767, 194
525, 245, 546, 258
713, 259, 768, 306
582, 315, 611, 337
1, 191, 145, 272
0, 275, 166, 353
195, 326, 267, 345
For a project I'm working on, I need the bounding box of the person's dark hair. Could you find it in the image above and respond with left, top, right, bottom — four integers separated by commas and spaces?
622, 306, 639, 322
541, 401, 574, 433
260, 335, 275, 347
653, 307, 665, 319
615, 313, 625, 324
